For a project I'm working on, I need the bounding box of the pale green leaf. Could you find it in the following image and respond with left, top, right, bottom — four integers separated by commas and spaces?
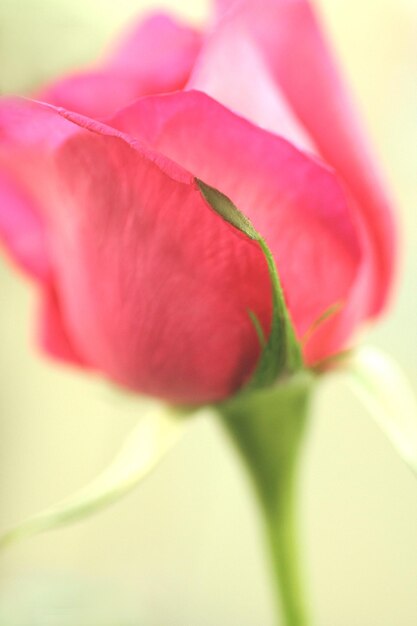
341, 346, 417, 475
0, 404, 187, 550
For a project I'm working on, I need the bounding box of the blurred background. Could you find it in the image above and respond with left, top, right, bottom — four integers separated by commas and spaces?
0, 0, 416, 624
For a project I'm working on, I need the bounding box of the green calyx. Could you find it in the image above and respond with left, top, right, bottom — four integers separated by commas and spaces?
197, 178, 303, 393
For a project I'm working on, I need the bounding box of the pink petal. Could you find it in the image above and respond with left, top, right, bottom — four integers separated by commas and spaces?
0, 168, 50, 281
39, 72, 161, 121
40, 13, 202, 119
110, 90, 364, 361
188, 14, 315, 153
38, 288, 86, 366
0, 98, 273, 403
212, 0, 396, 318
108, 12, 201, 79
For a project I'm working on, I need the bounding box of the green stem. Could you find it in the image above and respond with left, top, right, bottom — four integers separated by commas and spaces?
218, 373, 313, 626
261, 443, 308, 626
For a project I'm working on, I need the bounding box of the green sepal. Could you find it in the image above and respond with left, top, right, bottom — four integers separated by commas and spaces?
197, 179, 303, 392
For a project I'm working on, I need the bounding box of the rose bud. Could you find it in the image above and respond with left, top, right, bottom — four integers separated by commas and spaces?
0, 0, 396, 405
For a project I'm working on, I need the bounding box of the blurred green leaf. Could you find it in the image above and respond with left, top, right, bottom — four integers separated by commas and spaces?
0, 404, 187, 549
341, 346, 417, 475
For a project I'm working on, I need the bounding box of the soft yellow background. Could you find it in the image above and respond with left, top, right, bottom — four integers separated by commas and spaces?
0, 1, 416, 624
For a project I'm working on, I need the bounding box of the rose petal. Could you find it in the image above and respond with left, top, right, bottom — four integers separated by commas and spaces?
212, 0, 396, 317
39, 72, 162, 121
0, 98, 273, 403
188, 14, 315, 152
108, 12, 201, 79
40, 13, 202, 119
38, 288, 86, 366
110, 90, 363, 361
0, 168, 50, 281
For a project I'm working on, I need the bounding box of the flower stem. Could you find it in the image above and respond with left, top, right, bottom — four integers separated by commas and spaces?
260, 445, 308, 626
218, 373, 313, 626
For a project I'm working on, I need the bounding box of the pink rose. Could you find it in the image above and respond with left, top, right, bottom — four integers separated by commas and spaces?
0, 0, 396, 404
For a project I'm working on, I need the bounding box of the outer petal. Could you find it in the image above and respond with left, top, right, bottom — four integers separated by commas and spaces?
0, 98, 273, 403
0, 168, 50, 281
211, 0, 396, 318
110, 90, 364, 362
38, 288, 86, 366
39, 13, 202, 119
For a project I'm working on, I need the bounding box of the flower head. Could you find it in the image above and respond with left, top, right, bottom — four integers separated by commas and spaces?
0, 0, 396, 403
